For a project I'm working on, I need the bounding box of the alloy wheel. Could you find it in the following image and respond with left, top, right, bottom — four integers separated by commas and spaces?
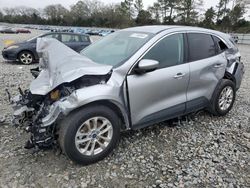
20, 53, 33, 64
75, 116, 113, 156
218, 86, 234, 111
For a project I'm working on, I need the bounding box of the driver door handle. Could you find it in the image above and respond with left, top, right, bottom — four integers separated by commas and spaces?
174, 73, 186, 79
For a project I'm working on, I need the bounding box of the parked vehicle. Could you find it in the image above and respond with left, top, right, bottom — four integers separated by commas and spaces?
0, 27, 18, 34
230, 34, 239, 43
2, 32, 91, 64
99, 30, 114, 36
9, 26, 244, 165
16, 29, 31, 33
86, 29, 101, 35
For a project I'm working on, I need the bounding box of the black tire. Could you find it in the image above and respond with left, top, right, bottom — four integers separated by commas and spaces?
18, 51, 34, 65
58, 105, 121, 165
209, 79, 236, 116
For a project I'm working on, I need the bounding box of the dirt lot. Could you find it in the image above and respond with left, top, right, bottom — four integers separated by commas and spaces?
0, 31, 249, 188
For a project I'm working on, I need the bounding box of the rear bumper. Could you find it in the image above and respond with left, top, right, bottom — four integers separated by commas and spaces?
234, 62, 245, 90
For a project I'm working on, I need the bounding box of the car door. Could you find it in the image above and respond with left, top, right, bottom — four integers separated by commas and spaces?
186, 33, 227, 111
127, 33, 190, 128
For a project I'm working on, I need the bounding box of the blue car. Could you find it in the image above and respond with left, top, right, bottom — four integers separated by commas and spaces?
2, 32, 91, 64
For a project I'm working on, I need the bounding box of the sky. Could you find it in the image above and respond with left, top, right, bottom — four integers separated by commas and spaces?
0, 0, 219, 10
0, 0, 249, 19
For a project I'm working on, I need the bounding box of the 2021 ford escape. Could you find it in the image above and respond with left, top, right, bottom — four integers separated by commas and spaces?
9, 25, 244, 165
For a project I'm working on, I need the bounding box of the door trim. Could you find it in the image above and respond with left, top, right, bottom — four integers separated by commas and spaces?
131, 97, 209, 130
185, 97, 209, 114
132, 103, 185, 130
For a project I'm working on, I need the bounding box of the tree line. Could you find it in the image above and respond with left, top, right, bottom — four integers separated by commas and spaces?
0, 0, 249, 32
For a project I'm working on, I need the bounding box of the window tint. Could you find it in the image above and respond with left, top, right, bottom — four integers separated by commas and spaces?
61, 34, 81, 42
212, 36, 228, 53
143, 34, 184, 68
188, 33, 216, 62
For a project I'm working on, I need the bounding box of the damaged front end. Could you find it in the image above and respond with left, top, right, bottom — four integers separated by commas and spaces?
9, 38, 113, 150
8, 87, 53, 149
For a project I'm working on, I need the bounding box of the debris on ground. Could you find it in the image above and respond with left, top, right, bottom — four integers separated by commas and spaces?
0, 115, 6, 124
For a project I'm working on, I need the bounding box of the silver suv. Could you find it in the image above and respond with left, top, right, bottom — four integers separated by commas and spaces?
10, 26, 244, 165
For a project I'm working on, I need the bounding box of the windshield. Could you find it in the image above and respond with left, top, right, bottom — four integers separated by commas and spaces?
81, 31, 153, 67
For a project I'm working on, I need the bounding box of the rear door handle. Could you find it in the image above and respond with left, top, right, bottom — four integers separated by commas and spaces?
174, 73, 186, 79
214, 64, 224, 68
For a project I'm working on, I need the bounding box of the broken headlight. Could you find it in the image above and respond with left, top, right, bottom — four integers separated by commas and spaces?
50, 90, 60, 101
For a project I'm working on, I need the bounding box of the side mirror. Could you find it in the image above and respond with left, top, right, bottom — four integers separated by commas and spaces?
135, 59, 159, 74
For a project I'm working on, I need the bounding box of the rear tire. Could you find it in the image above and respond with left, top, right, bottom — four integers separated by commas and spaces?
58, 105, 121, 165
209, 79, 236, 116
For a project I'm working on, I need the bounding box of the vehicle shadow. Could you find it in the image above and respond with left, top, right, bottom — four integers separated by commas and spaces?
0, 59, 38, 66
1, 60, 20, 65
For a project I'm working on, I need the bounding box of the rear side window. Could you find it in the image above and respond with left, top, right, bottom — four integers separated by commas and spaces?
212, 36, 228, 53
188, 33, 216, 62
81, 35, 90, 42
43, 33, 60, 40
61, 34, 81, 42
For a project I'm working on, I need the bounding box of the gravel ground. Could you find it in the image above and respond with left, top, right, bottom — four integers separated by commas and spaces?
0, 32, 249, 188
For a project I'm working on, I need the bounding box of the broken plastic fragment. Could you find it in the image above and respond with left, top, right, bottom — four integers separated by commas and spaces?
0, 115, 6, 124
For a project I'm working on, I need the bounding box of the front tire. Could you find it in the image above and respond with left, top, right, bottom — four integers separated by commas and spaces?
209, 79, 236, 116
18, 51, 34, 65
58, 105, 121, 165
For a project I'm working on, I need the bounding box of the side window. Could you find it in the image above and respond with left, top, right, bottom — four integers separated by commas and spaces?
188, 33, 216, 62
143, 34, 184, 69
80, 35, 89, 42
43, 34, 60, 40
212, 36, 228, 54
61, 34, 81, 42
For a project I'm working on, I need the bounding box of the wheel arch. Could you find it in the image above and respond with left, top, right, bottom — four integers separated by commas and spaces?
17, 50, 34, 58
223, 71, 236, 86
66, 99, 130, 130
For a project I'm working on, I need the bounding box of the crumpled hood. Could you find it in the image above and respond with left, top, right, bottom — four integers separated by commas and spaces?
30, 38, 112, 95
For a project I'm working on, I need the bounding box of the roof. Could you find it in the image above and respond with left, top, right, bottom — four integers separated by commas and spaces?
122, 25, 229, 37
123, 25, 181, 34
122, 25, 234, 51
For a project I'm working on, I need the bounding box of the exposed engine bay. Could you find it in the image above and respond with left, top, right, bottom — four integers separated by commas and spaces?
8, 73, 111, 149
7, 38, 112, 150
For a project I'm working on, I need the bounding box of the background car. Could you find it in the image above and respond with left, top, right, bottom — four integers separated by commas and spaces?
0, 27, 18, 34
230, 34, 239, 43
16, 29, 31, 33
98, 30, 114, 36
2, 32, 91, 64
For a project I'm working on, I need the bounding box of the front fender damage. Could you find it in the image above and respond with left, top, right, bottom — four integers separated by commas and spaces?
10, 73, 116, 150
41, 87, 130, 130
9, 37, 118, 150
